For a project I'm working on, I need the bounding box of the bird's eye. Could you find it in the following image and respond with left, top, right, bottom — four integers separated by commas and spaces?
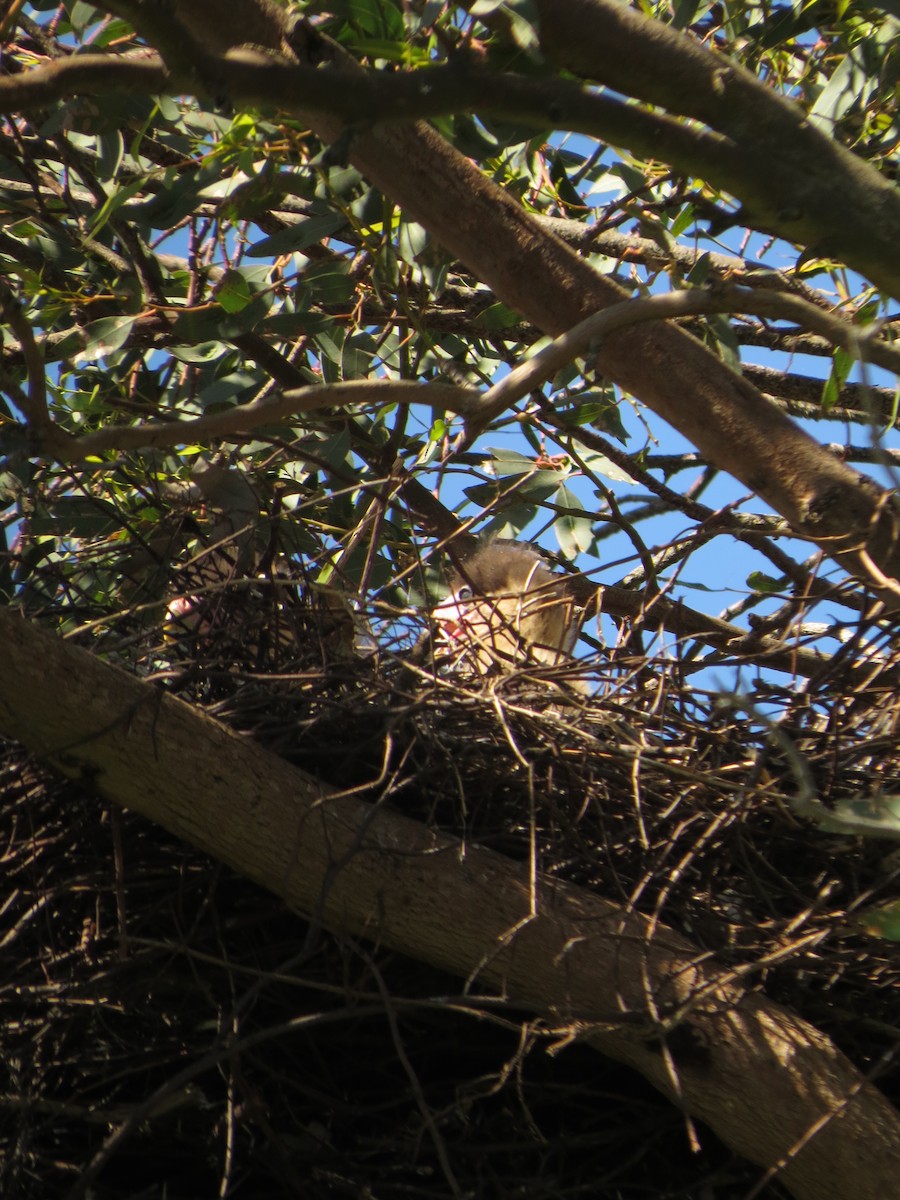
456, 586, 474, 602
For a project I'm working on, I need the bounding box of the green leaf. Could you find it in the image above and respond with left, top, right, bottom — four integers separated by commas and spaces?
487, 448, 537, 475
810, 46, 871, 132
248, 212, 348, 257
477, 302, 522, 330
553, 484, 593, 558
821, 347, 855, 411
87, 175, 148, 237
216, 269, 254, 314
173, 292, 272, 341
831, 792, 900, 836
261, 312, 334, 337
298, 263, 356, 305
857, 901, 900, 942
97, 128, 124, 180
746, 571, 786, 594
169, 341, 230, 365
571, 443, 636, 485
686, 251, 712, 286
72, 315, 138, 365
68, 2, 102, 35
29, 496, 119, 539
705, 314, 741, 371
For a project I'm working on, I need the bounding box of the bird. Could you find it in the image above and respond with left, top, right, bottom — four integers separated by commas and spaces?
432, 541, 586, 685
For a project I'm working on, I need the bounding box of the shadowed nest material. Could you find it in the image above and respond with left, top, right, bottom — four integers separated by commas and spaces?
2, 561, 899, 1199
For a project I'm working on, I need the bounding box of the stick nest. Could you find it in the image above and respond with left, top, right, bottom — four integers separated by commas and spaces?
2, 572, 899, 1199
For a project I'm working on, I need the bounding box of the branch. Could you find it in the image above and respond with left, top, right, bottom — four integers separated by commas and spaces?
40, 286, 897, 465
462, 286, 900, 440
0, 277, 50, 432
743, 363, 900, 422
534, 0, 900, 300
1, 605, 899, 1200
48, 379, 478, 459
0, 50, 168, 106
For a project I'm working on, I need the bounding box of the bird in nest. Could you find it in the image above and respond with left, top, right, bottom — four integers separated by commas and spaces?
432, 541, 589, 690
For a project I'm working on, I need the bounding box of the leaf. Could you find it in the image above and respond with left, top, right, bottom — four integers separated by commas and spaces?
397, 219, 430, 266
706, 314, 741, 371
97, 128, 124, 181
486, 448, 536, 475
477, 302, 523, 330
68, 2, 102, 35
809, 47, 871, 132
571, 444, 636, 485
87, 175, 148, 237
29, 496, 120, 539
340, 332, 378, 381
512, 472, 562, 502
686, 251, 712, 286
169, 341, 230, 365
215, 269, 254, 314
261, 312, 334, 337
72, 315, 138, 365
746, 571, 786, 595
821, 347, 855, 411
298, 263, 356, 305
554, 484, 593, 558
248, 212, 348, 257
173, 292, 273, 341
332, 0, 405, 38
857, 901, 900, 942
831, 792, 900, 836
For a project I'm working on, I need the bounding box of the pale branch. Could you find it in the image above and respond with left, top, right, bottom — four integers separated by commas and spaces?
177, 12, 900, 600
9, 4, 900, 601
539, 217, 839, 308
1, 606, 899, 1200
743, 364, 900, 428
44, 379, 478, 460
0, 277, 49, 432
0, 49, 168, 106
0, 149, 860, 331
3, 301, 896, 433
0, 46, 744, 202
0, 159, 852, 319
462, 287, 900, 441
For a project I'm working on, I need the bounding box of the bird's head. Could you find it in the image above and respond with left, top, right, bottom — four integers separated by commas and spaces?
433, 542, 580, 673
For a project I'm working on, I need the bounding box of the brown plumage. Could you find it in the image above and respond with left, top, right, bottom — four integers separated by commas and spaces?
433, 542, 583, 679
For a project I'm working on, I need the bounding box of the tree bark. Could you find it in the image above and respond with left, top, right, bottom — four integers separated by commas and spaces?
1, 606, 899, 1200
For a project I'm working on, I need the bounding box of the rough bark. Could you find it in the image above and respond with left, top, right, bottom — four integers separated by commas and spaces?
1, 607, 899, 1200
533, 0, 900, 299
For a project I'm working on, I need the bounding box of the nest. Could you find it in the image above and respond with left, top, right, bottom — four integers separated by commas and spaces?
2, 567, 899, 1199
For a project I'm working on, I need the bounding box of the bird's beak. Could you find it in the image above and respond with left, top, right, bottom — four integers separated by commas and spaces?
432, 598, 469, 641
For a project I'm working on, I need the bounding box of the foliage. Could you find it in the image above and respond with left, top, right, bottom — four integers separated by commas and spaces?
0, 0, 897, 652
1, 0, 900, 1196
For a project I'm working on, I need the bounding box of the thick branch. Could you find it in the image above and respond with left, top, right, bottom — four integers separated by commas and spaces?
1, 606, 899, 1200
0, 50, 168, 105
463, 286, 900, 439
533, 0, 900, 300
73, 4, 899, 599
